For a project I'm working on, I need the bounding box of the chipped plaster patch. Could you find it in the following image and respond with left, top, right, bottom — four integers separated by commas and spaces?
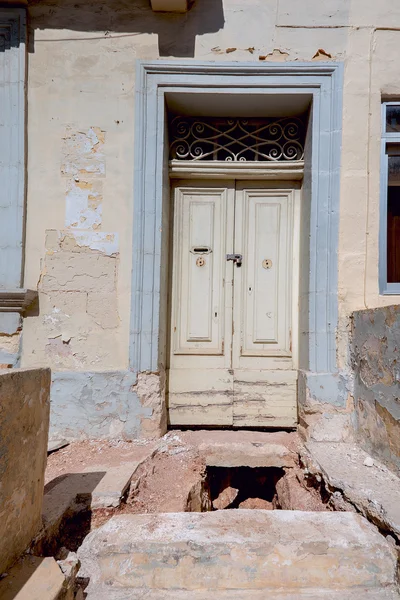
66, 178, 103, 230
260, 48, 290, 61
312, 48, 333, 60
71, 231, 119, 256
61, 127, 105, 177
0, 332, 21, 355
45, 230, 119, 257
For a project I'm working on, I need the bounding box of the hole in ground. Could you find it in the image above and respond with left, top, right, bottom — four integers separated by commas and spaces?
207, 466, 284, 510
200, 465, 331, 512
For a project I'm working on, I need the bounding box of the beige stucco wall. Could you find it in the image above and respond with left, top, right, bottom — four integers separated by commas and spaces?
0, 368, 51, 573
20, 0, 400, 376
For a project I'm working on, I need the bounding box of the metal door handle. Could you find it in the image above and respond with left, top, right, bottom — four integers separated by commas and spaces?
226, 253, 242, 267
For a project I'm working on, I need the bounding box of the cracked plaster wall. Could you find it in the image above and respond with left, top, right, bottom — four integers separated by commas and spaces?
19, 0, 400, 438
352, 306, 400, 474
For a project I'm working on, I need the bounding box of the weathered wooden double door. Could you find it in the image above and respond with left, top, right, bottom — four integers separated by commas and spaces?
168, 180, 299, 428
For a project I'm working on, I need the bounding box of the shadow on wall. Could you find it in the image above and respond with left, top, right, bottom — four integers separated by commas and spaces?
28, 0, 225, 57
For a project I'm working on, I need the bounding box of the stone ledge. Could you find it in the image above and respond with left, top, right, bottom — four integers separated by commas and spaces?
83, 587, 400, 600
0, 289, 37, 313
78, 511, 397, 592
302, 442, 400, 540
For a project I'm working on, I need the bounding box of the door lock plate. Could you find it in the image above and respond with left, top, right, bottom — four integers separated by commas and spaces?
226, 253, 242, 267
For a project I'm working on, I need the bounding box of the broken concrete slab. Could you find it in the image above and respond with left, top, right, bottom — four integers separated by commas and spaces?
0, 556, 68, 600
40, 444, 158, 550
85, 462, 144, 509
199, 441, 297, 468
275, 469, 328, 511
37, 471, 106, 553
302, 442, 400, 540
78, 511, 398, 593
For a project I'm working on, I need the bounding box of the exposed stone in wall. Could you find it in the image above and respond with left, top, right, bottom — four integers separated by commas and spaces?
0, 314, 22, 368
133, 372, 168, 439
297, 370, 354, 443
26, 230, 122, 370
0, 331, 21, 368
0, 368, 51, 573
352, 305, 400, 474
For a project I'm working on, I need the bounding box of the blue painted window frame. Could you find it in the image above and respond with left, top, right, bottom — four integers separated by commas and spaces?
380, 102, 400, 294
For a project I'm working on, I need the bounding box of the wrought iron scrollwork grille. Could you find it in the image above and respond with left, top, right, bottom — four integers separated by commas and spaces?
169, 116, 305, 162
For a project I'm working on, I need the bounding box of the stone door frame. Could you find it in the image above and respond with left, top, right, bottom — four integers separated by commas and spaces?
131, 60, 345, 414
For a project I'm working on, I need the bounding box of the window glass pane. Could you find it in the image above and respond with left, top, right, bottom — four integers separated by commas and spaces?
386, 105, 400, 133
387, 155, 400, 282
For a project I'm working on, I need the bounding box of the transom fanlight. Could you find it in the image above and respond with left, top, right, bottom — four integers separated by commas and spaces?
169, 116, 305, 162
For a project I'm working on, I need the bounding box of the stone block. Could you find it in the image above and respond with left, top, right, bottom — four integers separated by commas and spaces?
0, 368, 51, 573
352, 305, 400, 473
0, 556, 66, 600
87, 462, 144, 509
200, 441, 296, 468
303, 442, 400, 539
84, 589, 400, 600
78, 511, 398, 592
39, 471, 107, 554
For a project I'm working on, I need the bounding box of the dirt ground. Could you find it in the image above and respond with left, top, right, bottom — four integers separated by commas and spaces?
45, 430, 300, 486
45, 430, 311, 530
45, 438, 157, 488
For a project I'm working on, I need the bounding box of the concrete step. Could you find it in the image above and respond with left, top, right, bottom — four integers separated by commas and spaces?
78, 510, 399, 595
85, 588, 400, 600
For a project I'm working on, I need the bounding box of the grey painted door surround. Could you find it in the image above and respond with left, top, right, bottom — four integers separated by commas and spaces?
131, 60, 345, 410
0, 8, 28, 365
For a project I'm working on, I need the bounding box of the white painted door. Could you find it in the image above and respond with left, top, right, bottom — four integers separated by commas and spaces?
168, 180, 299, 428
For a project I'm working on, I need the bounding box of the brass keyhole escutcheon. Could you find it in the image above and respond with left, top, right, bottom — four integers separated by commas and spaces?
196, 256, 206, 267
263, 259, 272, 269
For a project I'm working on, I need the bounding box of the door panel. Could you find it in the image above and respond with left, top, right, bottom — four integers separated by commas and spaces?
168, 369, 233, 426
233, 370, 298, 428
232, 184, 297, 427
168, 182, 234, 426
234, 187, 293, 359
168, 180, 299, 428
173, 188, 226, 354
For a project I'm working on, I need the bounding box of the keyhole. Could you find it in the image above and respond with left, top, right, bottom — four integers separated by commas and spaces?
196, 256, 205, 267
